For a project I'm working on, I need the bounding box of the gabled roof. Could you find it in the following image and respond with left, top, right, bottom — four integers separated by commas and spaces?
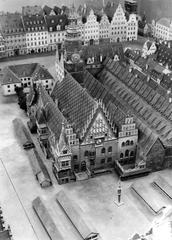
38, 84, 66, 141
2, 67, 21, 85
51, 72, 97, 138
53, 6, 62, 15
0, 13, 24, 33
9, 63, 38, 78
32, 65, 53, 81
96, 57, 172, 146
45, 14, 68, 31
58, 123, 70, 153
82, 69, 127, 129
82, 42, 124, 62
22, 15, 47, 31
43, 5, 53, 15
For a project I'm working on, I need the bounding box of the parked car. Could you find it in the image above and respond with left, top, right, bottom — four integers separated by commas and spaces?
23, 141, 35, 150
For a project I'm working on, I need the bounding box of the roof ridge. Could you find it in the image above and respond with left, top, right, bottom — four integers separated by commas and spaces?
7, 66, 21, 81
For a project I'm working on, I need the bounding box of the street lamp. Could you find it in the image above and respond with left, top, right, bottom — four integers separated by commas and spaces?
114, 176, 124, 206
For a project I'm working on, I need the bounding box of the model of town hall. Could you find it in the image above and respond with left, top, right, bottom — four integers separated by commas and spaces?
1, 0, 172, 240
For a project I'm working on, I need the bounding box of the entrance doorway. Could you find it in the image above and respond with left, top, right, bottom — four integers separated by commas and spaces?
81, 161, 86, 172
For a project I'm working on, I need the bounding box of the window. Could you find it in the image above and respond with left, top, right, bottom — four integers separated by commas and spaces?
126, 140, 130, 146
7, 85, 10, 88
101, 148, 106, 154
125, 150, 129, 157
73, 155, 78, 160
63, 150, 67, 154
84, 151, 88, 157
108, 146, 112, 153
107, 157, 112, 162
8, 90, 11, 92
90, 159, 95, 165
120, 153, 123, 159
61, 161, 69, 167
101, 159, 105, 164
130, 151, 134, 157
130, 140, 134, 145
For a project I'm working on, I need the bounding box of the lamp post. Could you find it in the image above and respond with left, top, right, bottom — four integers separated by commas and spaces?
114, 177, 124, 206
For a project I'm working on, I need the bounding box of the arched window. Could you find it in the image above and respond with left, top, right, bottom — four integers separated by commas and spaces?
125, 150, 129, 157
122, 142, 125, 147
120, 153, 123, 159
101, 148, 106, 154
130, 151, 134, 157
130, 140, 134, 145
126, 140, 130, 146
108, 146, 112, 153
84, 151, 88, 157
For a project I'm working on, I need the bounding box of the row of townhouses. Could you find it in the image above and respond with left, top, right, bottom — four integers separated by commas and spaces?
0, 3, 138, 58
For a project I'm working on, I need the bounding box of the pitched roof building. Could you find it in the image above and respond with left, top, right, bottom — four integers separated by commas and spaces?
2, 63, 54, 96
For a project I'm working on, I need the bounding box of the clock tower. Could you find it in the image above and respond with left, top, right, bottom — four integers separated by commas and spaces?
64, 5, 84, 73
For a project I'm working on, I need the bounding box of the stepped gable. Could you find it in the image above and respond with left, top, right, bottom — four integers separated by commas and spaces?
8, 63, 38, 78
82, 69, 127, 129
38, 84, 66, 141
82, 42, 124, 62
2, 67, 21, 85
99, 57, 172, 146
58, 123, 70, 153
51, 72, 97, 138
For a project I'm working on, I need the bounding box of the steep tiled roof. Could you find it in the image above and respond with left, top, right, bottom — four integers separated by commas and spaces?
82, 69, 127, 129
32, 65, 53, 81
43, 5, 53, 15
38, 84, 66, 140
2, 67, 21, 85
0, 13, 24, 34
22, 15, 47, 32
82, 42, 124, 62
9, 63, 37, 78
51, 72, 97, 138
53, 6, 62, 15
96, 57, 172, 146
45, 14, 68, 31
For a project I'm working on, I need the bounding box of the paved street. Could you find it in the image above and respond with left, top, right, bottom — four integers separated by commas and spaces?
0, 53, 172, 240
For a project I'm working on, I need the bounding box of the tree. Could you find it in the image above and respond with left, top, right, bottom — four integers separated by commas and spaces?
15, 86, 27, 112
